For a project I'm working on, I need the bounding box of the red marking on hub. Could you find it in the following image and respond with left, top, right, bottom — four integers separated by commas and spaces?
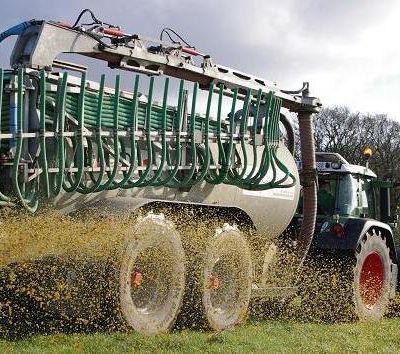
131, 271, 144, 288
359, 252, 384, 307
208, 275, 221, 290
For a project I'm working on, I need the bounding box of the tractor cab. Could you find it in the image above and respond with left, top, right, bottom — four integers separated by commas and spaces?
297, 152, 394, 221
295, 152, 397, 248
315, 152, 378, 220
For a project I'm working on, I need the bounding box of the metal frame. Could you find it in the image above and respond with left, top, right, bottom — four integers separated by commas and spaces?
10, 21, 321, 113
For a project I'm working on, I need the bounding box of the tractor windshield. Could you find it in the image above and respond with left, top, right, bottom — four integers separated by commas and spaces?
316, 173, 375, 217
299, 173, 373, 217
337, 174, 375, 217
317, 173, 360, 216
317, 174, 337, 215
336, 174, 359, 216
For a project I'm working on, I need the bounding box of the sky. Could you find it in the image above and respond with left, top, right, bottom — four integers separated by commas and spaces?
0, 0, 399, 119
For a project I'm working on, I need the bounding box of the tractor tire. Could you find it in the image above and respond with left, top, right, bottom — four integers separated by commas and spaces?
301, 229, 394, 322
179, 223, 252, 331
353, 229, 393, 320
119, 213, 186, 335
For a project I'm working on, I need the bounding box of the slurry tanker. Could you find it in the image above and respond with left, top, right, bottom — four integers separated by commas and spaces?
0, 9, 395, 336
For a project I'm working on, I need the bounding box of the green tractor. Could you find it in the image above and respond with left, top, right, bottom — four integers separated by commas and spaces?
294, 151, 398, 321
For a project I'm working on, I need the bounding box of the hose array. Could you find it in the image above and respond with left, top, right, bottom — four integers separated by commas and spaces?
0, 68, 296, 211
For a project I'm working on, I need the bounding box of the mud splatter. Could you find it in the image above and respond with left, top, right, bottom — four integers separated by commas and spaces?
0, 207, 394, 340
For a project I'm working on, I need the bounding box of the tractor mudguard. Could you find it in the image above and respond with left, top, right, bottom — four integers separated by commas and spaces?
312, 218, 396, 256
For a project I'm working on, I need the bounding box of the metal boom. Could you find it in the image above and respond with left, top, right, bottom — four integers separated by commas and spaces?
10, 21, 320, 113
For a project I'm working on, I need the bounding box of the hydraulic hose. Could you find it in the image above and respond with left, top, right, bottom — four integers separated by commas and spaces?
11, 69, 39, 212
0, 69, 12, 204
279, 112, 295, 156
0, 20, 42, 44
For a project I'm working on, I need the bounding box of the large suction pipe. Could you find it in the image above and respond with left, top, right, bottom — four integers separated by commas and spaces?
295, 88, 318, 269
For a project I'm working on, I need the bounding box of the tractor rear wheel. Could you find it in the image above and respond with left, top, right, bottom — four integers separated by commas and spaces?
301, 229, 394, 321
353, 229, 393, 320
119, 213, 186, 335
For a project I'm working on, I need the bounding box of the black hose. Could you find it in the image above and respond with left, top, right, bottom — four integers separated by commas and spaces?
72, 9, 116, 29
280, 113, 295, 156
159, 27, 194, 48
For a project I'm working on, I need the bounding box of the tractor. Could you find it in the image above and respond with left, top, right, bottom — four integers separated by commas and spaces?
293, 151, 398, 321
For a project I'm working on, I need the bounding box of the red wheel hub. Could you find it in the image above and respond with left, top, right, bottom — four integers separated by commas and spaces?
208, 274, 221, 290
359, 252, 384, 307
131, 271, 144, 288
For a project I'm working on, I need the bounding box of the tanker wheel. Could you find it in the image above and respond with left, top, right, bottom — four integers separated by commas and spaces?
202, 224, 253, 330
353, 229, 393, 320
179, 223, 253, 331
119, 213, 186, 335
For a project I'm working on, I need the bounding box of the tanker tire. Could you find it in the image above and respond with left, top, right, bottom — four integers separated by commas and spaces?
202, 224, 252, 330
178, 222, 252, 331
119, 213, 186, 335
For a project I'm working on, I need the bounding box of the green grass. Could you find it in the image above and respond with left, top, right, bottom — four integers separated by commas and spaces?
1, 319, 400, 354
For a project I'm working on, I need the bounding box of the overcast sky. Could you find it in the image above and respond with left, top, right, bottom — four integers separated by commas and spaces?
0, 0, 399, 118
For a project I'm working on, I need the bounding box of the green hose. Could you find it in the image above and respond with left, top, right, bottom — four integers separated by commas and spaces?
0, 68, 296, 211
11, 69, 38, 212
0, 68, 13, 205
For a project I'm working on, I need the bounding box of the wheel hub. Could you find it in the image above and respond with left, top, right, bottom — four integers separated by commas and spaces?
359, 251, 384, 308
129, 247, 174, 313
208, 257, 240, 313
131, 271, 144, 288
208, 274, 221, 290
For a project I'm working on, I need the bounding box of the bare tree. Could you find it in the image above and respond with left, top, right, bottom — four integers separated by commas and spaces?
312, 106, 400, 182
314, 106, 363, 164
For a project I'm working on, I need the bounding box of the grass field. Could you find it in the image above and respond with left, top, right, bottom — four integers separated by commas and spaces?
1, 319, 400, 353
